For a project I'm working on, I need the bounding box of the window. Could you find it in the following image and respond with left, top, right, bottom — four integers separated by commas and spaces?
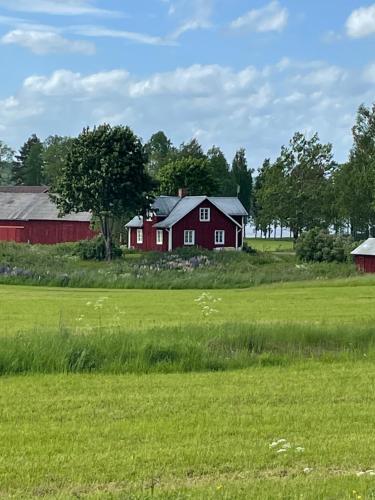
199, 207, 210, 222
184, 230, 195, 246
137, 228, 143, 244
215, 230, 225, 245
156, 229, 163, 245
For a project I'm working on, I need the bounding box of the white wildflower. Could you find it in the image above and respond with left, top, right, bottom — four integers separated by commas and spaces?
276, 449, 287, 454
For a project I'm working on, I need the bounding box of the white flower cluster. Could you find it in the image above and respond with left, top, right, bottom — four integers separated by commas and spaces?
269, 438, 305, 454
356, 470, 375, 477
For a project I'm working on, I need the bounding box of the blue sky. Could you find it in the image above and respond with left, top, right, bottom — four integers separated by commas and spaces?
0, 0, 375, 166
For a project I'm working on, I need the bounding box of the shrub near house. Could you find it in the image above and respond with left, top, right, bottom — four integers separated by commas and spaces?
126, 191, 248, 252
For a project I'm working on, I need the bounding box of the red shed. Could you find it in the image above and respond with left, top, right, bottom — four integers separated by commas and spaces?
0, 187, 94, 244
126, 193, 248, 252
351, 238, 375, 273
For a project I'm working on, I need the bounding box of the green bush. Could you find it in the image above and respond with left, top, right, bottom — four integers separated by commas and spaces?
296, 228, 357, 263
74, 237, 122, 261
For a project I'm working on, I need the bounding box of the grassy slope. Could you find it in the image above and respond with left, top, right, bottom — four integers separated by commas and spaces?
2, 277, 375, 335
1, 363, 375, 499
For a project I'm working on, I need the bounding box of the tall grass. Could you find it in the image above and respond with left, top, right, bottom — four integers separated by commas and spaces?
0, 241, 358, 289
1, 322, 374, 376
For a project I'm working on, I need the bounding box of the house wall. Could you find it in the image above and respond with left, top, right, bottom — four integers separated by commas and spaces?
355, 255, 375, 273
172, 200, 238, 250
0, 220, 94, 244
130, 217, 168, 252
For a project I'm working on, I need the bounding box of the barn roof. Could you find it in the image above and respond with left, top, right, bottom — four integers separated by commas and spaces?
0, 186, 49, 193
153, 196, 247, 229
0, 192, 91, 222
351, 238, 375, 256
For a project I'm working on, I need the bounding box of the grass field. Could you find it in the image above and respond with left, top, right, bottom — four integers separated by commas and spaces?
246, 238, 295, 252
2, 277, 375, 335
1, 362, 375, 498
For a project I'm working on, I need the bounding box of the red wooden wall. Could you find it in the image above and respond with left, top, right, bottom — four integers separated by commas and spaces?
130, 217, 168, 252
172, 200, 238, 250
0, 220, 94, 244
355, 255, 375, 273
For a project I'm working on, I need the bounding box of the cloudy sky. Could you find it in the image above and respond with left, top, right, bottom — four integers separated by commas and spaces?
0, 0, 374, 166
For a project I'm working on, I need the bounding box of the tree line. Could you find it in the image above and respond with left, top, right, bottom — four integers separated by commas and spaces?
1, 102, 375, 253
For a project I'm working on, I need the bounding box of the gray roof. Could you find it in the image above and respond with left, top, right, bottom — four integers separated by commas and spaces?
0, 186, 49, 193
0, 192, 91, 222
152, 196, 180, 216
125, 216, 143, 228
351, 238, 375, 256
154, 196, 247, 229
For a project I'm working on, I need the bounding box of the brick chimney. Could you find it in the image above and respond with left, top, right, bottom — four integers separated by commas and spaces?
178, 188, 188, 198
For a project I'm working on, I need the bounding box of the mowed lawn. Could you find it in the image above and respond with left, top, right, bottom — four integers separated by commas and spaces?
1, 362, 375, 498
2, 278, 375, 335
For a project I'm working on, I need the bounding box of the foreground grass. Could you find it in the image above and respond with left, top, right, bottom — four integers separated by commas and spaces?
2, 277, 375, 336
1, 363, 375, 498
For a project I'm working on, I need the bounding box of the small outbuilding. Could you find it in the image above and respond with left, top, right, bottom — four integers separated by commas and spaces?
351, 238, 375, 273
0, 186, 94, 244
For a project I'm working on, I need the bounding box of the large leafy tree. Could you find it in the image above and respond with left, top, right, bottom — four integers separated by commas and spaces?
144, 131, 175, 177
232, 148, 253, 214
42, 135, 73, 186
13, 134, 44, 185
157, 156, 218, 196
334, 104, 375, 238
207, 146, 235, 196
53, 124, 154, 260
0, 141, 15, 185
178, 138, 206, 159
279, 132, 336, 239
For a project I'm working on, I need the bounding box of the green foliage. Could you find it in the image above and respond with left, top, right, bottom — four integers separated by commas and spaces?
53, 124, 154, 260
157, 156, 219, 195
42, 135, 73, 186
0, 241, 358, 289
207, 146, 235, 196
74, 236, 122, 261
296, 228, 356, 263
13, 134, 44, 185
0, 140, 14, 185
232, 148, 252, 214
144, 130, 175, 176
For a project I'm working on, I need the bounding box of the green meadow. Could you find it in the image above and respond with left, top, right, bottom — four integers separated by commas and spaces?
1, 363, 375, 498
1, 244, 375, 498
2, 277, 375, 336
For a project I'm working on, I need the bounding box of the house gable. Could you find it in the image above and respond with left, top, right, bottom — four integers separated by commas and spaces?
171, 199, 241, 250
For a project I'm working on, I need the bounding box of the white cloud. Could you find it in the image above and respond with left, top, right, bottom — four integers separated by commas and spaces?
166, 0, 213, 39
1, 29, 95, 55
70, 25, 175, 46
363, 63, 375, 83
346, 4, 375, 38
0, 60, 372, 165
0, 0, 119, 17
230, 1, 288, 33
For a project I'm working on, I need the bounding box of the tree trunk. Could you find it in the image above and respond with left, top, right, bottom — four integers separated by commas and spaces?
100, 215, 113, 261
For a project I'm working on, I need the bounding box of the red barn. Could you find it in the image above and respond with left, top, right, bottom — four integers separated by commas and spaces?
126, 192, 248, 252
0, 186, 94, 244
351, 238, 375, 273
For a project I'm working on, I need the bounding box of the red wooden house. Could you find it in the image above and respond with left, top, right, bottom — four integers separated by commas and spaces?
0, 186, 94, 244
351, 238, 375, 273
126, 191, 248, 252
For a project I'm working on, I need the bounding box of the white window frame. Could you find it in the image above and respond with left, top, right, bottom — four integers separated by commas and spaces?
199, 207, 211, 222
137, 228, 143, 244
215, 230, 225, 246
184, 230, 195, 246
156, 229, 163, 245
